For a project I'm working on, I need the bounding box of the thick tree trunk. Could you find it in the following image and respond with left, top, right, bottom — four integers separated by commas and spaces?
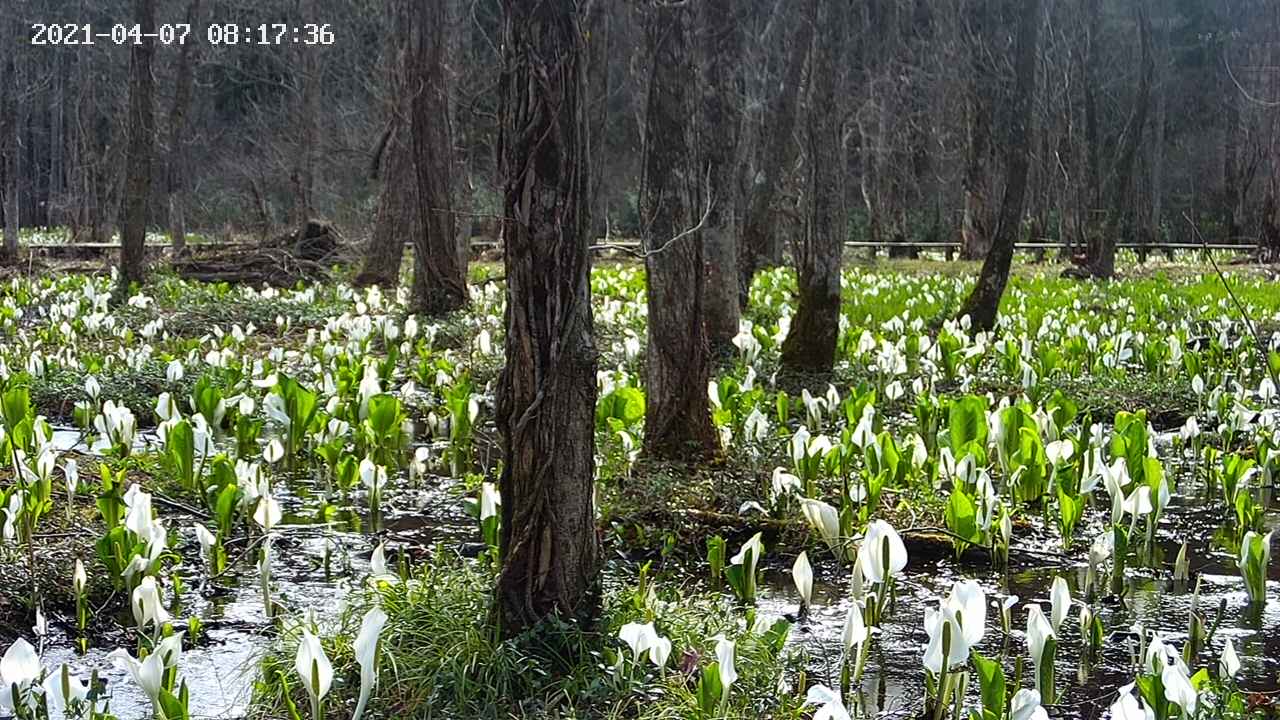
494, 0, 600, 636
409, 0, 468, 315
781, 0, 845, 374
118, 0, 156, 292
641, 1, 719, 461
957, 0, 1042, 331
699, 0, 743, 353
739, 8, 815, 307
166, 0, 200, 256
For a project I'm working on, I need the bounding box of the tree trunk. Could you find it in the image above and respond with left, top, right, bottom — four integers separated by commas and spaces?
292, 0, 319, 231
494, 0, 600, 636
641, 1, 720, 461
1088, 0, 1152, 280
167, 0, 200, 256
2, 19, 20, 265
409, 0, 468, 315
118, 0, 157, 292
586, 0, 612, 242
1260, 183, 1279, 262
700, 0, 743, 353
781, 0, 845, 374
355, 129, 412, 288
957, 0, 1042, 331
739, 8, 816, 307
1150, 17, 1168, 258
355, 1, 415, 290
960, 0, 995, 261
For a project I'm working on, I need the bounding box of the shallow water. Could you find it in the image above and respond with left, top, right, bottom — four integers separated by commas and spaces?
29, 425, 1280, 719
756, 483, 1280, 719
31, 431, 473, 720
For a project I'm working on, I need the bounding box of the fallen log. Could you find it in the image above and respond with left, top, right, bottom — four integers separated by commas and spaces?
173, 220, 351, 286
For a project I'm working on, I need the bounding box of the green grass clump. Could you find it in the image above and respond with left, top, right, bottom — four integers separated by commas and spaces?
253, 554, 807, 720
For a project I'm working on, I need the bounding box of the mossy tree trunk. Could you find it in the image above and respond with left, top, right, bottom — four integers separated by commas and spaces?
118, 0, 156, 293
780, 0, 844, 374
409, 0, 468, 315
958, 0, 1042, 331
640, 0, 720, 461
494, 0, 600, 636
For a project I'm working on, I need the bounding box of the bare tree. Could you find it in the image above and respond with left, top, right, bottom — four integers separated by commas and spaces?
1086, 0, 1152, 279
166, 0, 201, 256
641, 0, 719, 461
355, 0, 416, 289
1, 11, 19, 264
960, 0, 996, 261
739, 6, 815, 305
494, 0, 600, 635
957, 0, 1042, 330
408, 0, 468, 315
118, 0, 157, 293
699, 0, 743, 353
780, 0, 846, 373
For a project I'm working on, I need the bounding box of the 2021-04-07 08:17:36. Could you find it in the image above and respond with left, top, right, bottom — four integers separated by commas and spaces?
29, 21, 335, 46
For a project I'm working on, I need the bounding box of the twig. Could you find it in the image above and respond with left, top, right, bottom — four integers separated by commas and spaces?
899, 526, 992, 551
587, 166, 714, 259
1182, 212, 1280, 393
152, 493, 209, 520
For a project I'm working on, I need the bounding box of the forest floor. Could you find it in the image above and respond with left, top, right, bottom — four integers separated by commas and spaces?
1, 252, 1277, 719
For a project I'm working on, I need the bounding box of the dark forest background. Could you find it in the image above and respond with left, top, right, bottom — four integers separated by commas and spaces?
1, 1, 1278, 256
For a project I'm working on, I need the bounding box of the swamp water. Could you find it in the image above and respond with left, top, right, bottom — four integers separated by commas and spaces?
21, 429, 1280, 719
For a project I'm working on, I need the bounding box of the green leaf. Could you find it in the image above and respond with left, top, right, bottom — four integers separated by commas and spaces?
159, 687, 190, 720
596, 387, 645, 429
1038, 635, 1057, 705
945, 488, 981, 548
948, 396, 988, 456
971, 651, 1006, 720
697, 662, 724, 715
167, 419, 195, 488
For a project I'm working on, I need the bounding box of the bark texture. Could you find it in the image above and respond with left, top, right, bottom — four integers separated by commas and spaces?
699, 0, 743, 353
780, 0, 845, 374
957, 0, 1042, 331
409, 0, 468, 315
494, 0, 600, 637
118, 0, 157, 292
641, 1, 720, 461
